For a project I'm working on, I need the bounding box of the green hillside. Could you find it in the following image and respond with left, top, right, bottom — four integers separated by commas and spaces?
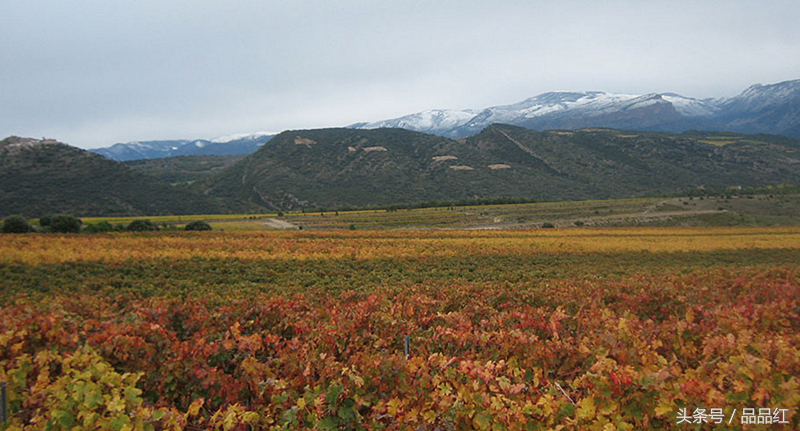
197, 127, 514, 210
0, 137, 247, 217
124, 154, 246, 184
197, 125, 800, 210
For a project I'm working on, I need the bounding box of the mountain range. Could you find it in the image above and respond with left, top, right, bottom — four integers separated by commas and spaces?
351, 79, 800, 139
91, 132, 274, 161
89, 79, 800, 162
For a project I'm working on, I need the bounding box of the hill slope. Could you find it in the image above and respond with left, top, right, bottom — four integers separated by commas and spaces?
0, 136, 245, 217
198, 128, 499, 210
124, 155, 246, 184
198, 126, 800, 210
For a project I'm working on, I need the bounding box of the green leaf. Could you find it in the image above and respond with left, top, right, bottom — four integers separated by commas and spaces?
108, 415, 131, 431
325, 384, 343, 404
337, 398, 356, 421
55, 410, 77, 428
559, 402, 575, 419
317, 416, 339, 431
83, 391, 104, 410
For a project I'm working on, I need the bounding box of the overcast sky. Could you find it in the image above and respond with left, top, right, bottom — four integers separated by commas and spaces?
2, 0, 800, 148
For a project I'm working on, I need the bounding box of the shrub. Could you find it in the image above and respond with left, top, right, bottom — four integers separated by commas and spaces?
83, 221, 115, 233
348, 224, 356, 230
573, 221, 585, 227
38, 215, 53, 227
2, 215, 33, 233
185, 220, 212, 231
127, 219, 160, 232
541, 222, 556, 228
47, 214, 82, 233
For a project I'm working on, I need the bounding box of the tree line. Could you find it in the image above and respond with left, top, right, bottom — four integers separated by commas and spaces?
1, 214, 213, 234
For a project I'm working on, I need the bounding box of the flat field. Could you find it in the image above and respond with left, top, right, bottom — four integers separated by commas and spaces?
1, 227, 798, 430
75, 193, 800, 231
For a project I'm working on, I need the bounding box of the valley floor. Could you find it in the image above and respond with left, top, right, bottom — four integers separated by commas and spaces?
78, 192, 800, 231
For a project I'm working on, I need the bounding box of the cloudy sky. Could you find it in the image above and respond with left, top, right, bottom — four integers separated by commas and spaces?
2, 0, 800, 149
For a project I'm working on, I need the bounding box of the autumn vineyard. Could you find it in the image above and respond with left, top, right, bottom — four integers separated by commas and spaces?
1, 227, 798, 430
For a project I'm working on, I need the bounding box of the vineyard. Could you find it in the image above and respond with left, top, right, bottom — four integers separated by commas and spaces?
0, 227, 798, 430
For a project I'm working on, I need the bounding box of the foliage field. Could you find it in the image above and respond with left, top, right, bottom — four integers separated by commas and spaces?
0, 227, 798, 430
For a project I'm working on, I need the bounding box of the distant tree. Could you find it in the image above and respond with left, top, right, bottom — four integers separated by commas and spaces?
47, 214, 82, 233
573, 221, 585, 227
127, 219, 159, 232
348, 224, 356, 230
185, 220, 212, 231
2, 215, 33, 233
541, 222, 556, 229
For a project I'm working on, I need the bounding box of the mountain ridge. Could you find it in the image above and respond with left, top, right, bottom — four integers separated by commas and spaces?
351, 79, 800, 139
0, 136, 250, 217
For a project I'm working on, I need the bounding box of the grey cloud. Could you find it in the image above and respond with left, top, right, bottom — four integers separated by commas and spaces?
2, 0, 799, 148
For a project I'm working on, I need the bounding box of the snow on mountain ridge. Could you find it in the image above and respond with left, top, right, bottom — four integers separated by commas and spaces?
722, 79, 800, 114
210, 131, 276, 143
353, 92, 657, 133
350, 88, 728, 137
661, 93, 719, 117
356, 109, 477, 133
515, 92, 642, 117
